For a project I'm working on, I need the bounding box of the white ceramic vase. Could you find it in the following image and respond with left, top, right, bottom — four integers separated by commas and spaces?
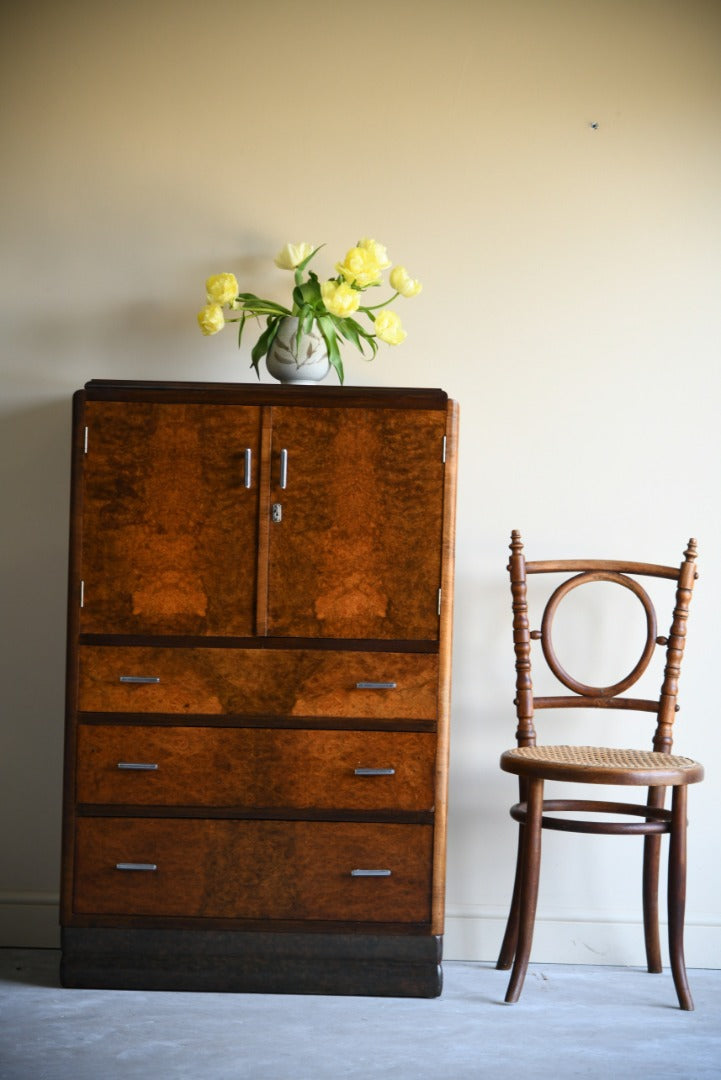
265, 316, 331, 384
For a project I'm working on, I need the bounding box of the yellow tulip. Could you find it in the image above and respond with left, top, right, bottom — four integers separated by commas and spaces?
389, 265, 422, 298
197, 303, 225, 336
274, 242, 315, 270
205, 273, 238, 306
321, 280, 361, 318
336, 246, 383, 288
374, 310, 406, 345
358, 237, 391, 270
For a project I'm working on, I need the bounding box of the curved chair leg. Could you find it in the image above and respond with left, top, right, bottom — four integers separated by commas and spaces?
668, 784, 693, 1011
505, 777, 544, 1004
497, 825, 524, 970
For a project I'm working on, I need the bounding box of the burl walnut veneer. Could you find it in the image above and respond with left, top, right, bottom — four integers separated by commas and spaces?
60, 380, 458, 996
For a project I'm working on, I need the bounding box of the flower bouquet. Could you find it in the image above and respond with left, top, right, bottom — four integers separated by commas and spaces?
197, 238, 421, 384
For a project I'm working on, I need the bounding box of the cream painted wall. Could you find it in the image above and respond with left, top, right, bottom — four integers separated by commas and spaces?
2, 0, 720, 967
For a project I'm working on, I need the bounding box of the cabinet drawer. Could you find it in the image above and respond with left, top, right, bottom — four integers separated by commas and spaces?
73, 818, 432, 923
77, 647, 438, 720
76, 725, 436, 810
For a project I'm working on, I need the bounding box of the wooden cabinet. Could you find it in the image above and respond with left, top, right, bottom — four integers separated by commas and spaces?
60, 380, 458, 997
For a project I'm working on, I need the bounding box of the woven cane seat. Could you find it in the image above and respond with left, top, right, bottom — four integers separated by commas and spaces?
501, 744, 704, 785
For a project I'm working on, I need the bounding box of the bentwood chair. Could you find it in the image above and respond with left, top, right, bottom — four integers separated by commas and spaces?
497, 532, 704, 1009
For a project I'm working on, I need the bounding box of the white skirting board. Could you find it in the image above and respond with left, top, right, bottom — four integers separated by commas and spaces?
444, 908, 721, 969
1, 895, 720, 968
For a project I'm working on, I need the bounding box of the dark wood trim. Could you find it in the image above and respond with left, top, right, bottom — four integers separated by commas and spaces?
77, 712, 437, 732
82, 380, 449, 411
76, 804, 435, 824
62, 916, 434, 934
78, 634, 440, 653
60, 927, 443, 996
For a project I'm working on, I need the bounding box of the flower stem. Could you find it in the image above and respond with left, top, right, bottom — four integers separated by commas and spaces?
360, 292, 400, 313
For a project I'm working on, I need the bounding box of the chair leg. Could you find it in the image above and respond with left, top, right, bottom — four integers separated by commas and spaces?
504, 777, 544, 1004
642, 786, 665, 973
497, 825, 524, 970
642, 833, 663, 973
668, 784, 693, 1011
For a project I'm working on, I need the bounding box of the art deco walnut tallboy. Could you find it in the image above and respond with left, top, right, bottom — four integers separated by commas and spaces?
60, 380, 458, 996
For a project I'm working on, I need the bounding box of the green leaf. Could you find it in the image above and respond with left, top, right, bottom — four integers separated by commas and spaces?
296, 278, 322, 307
235, 292, 292, 317
332, 316, 378, 358
317, 314, 344, 385
237, 311, 248, 350
300, 306, 315, 338
250, 317, 281, 378
332, 315, 362, 351
296, 243, 325, 274
292, 284, 305, 312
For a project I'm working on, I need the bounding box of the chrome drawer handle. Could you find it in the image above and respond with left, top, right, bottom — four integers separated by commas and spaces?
354, 767, 396, 777
351, 869, 392, 878
119, 676, 160, 684
355, 681, 397, 690
115, 863, 157, 872
117, 762, 159, 771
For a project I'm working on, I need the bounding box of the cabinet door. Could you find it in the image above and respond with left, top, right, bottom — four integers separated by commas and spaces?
265, 407, 447, 640
78, 403, 261, 636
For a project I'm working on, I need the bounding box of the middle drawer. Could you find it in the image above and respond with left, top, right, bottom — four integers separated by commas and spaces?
76, 726, 436, 811
77, 647, 438, 720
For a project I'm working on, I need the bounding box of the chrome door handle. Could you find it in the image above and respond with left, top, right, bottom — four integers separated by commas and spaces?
243, 447, 252, 489
351, 869, 392, 878
354, 767, 396, 776
279, 448, 288, 489
355, 682, 397, 690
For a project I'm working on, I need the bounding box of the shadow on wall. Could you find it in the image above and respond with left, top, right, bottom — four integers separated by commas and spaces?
0, 399, 74, 881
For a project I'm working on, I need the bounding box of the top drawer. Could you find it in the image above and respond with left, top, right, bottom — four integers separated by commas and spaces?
77, 647, 439, 721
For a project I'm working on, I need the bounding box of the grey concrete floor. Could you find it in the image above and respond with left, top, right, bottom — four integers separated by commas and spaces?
1, 949, 719, 1080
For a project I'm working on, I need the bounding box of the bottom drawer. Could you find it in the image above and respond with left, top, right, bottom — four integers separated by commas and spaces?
73, 818, 433, 923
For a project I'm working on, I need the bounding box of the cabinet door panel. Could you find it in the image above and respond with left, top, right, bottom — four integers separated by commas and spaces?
78, 646, 438, 720
79, 403, 261, 635
74, 818, 432, 923
266, 407, 447, 639
76, 726, 436, 810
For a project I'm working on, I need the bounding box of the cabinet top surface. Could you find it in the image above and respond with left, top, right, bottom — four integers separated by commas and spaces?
80, 380, 450, 410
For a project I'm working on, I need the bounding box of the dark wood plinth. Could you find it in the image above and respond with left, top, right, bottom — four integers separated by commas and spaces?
60, 928, 443, 997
